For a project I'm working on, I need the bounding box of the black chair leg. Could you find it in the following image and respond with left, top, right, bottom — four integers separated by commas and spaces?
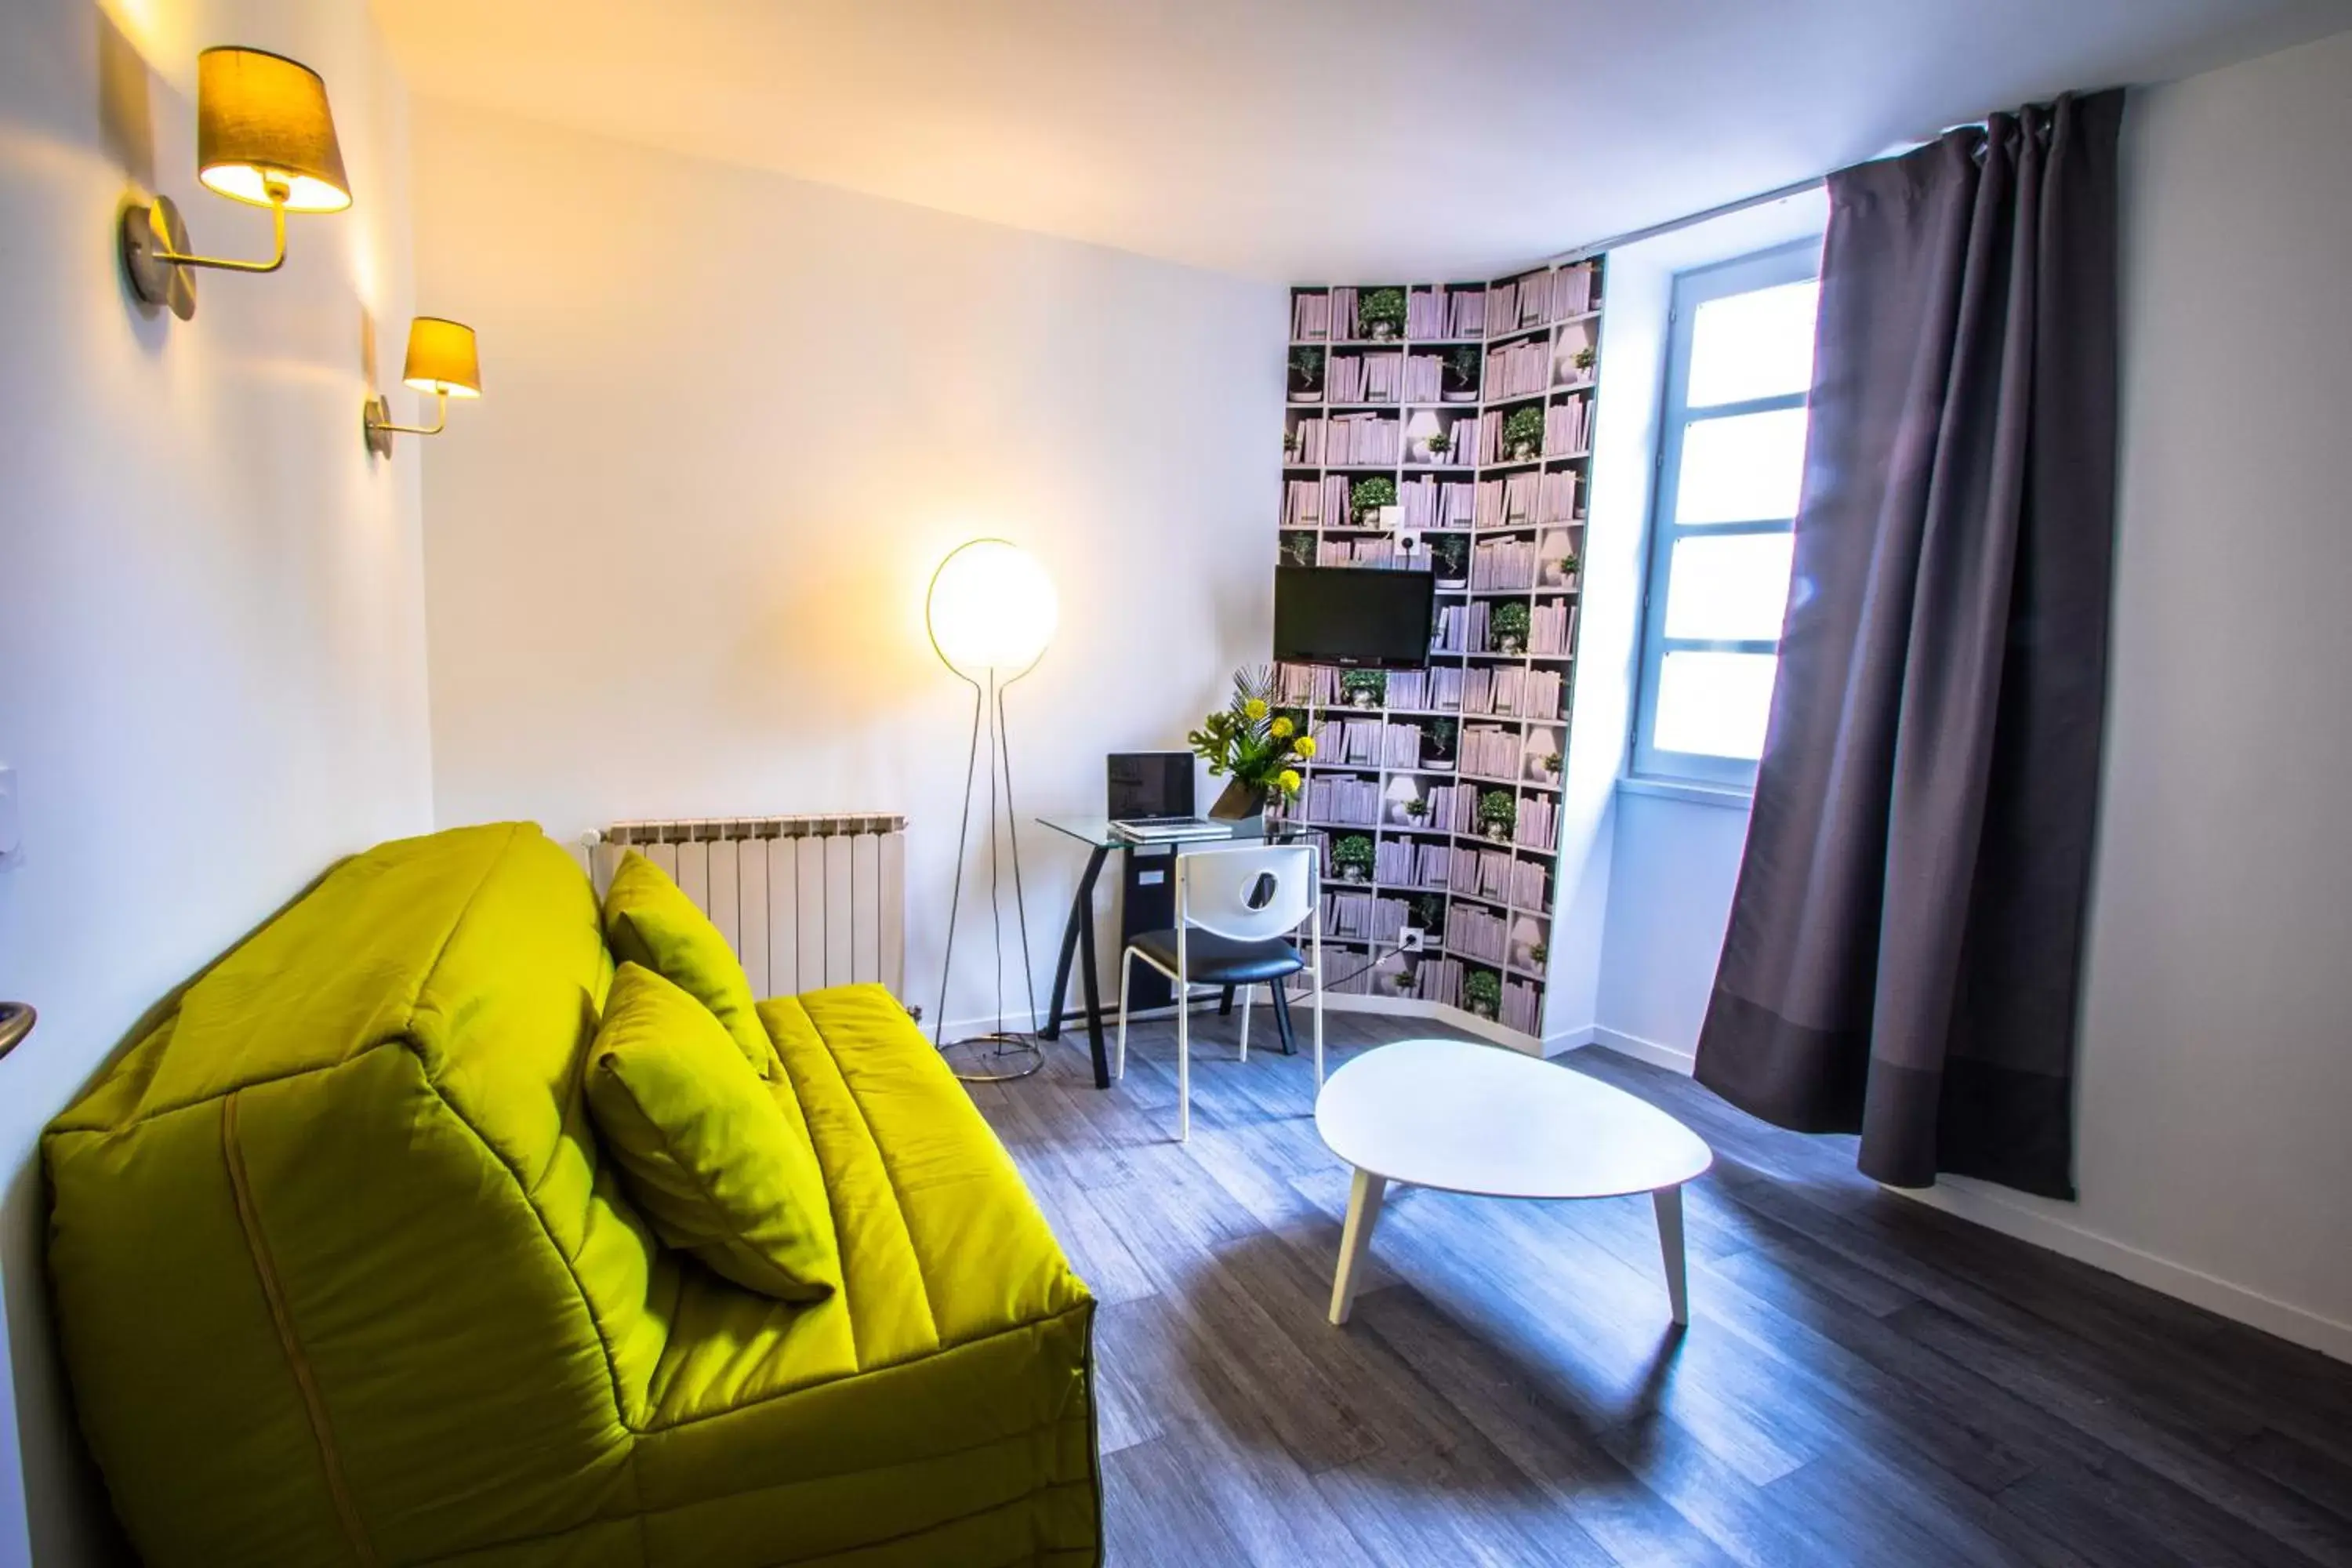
1218, 985, 1236, 1018
1269, 982, 1298, 1055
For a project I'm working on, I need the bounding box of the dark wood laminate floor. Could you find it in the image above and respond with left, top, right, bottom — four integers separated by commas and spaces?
964, 1011, 2352, 1568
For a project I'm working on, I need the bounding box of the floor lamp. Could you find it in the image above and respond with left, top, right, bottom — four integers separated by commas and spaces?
926, 539, 1058, 1082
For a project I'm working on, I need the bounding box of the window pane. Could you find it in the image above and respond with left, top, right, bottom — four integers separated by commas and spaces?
1687, 281, 1819, 406
1664, 532, 1795, 642
1654, 652, 1778, 759
1675, 408, 1809, 525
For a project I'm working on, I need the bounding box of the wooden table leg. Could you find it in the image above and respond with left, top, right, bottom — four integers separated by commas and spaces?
1653, 1183, 1690, 1326
1328, 1167, 1388, 1326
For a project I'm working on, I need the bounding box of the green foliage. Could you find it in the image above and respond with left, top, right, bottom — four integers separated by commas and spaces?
1430, 535, 1468, 577
1446, 346, 1481, 388
1358, 288, 1407, 336
1573, 344, 1597, 372
1425, 716, 1457, 757
1289, 347, 1325, 387
1331, 834, 1376, 875
1413, 895, 1446, 931
1350, 475, 1397, 518
1549, 549, 1581, 578
1477, 789, 1518, 832
1464, 970, 1504, 1012
1186, 666, 1308, 796
1279, 531, 1314, 568
1423, 427, 1452, 456
1490, 601, 1531, 643
1341, 667, 1387, 702
1503, 405, 1544, 452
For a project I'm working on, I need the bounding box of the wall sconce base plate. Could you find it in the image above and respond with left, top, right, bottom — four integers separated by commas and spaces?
121, 196, 197, 321
363, 394, 396, 459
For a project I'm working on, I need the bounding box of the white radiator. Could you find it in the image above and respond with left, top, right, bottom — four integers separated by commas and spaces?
584, 815, 908, 1001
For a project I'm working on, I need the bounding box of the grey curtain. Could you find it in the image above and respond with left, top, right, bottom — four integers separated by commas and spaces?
1693, 89, 2125, 1200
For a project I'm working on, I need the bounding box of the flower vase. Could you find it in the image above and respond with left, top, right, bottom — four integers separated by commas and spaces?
1207, 777, 1267, 822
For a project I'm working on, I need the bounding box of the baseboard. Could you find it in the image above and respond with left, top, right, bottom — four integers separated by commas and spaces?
1577, 1025, 1697, 1075
1540, 1024, 1597, 1058
1317, 992, 1544, 1054
1894, 1179, 2352, 1363
941, 993, 1549, 1059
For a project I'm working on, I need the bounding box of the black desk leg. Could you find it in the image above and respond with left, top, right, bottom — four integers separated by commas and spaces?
1076, 876, 1107, 1089
1040, 845, 1113, 1090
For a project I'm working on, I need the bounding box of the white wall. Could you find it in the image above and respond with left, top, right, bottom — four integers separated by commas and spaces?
410, 101, 1283, 1037
0, 0, 434, 1558
1592, 788, 1751, 1065
1588, 28, 2352, 1359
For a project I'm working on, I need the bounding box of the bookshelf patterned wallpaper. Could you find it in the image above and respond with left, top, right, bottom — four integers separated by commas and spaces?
1274, 263, 1602, 1044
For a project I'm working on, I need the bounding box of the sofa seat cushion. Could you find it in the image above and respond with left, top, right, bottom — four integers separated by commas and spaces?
586, 964, 840, 1302
637, 984, 1097, 1563
646, 985, 1089, 1427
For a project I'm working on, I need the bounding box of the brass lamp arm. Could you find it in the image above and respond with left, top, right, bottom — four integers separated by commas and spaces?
362, 388, 448, 456
368, 388, 448, 437
149, 189, 289, 274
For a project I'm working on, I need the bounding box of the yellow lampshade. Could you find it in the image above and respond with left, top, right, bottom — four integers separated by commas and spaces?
195, 46, 350, 213
402, 318, 482, 398
926, 540, 1058, 673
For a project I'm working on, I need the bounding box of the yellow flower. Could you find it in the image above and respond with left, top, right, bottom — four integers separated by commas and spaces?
1277, 769, 1302, 795
1293, 735, 1317, 759
1243, 697, 1269, 721
1269, 716, 1295, 739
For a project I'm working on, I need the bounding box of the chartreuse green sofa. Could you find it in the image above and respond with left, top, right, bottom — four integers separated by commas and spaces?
43, 822, 1101, 1566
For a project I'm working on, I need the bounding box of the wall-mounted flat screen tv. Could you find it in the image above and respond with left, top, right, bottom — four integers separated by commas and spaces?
1272, 566, 1435, 669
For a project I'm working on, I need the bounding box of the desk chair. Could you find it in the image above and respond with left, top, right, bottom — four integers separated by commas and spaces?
1114, 844, 1323, 1142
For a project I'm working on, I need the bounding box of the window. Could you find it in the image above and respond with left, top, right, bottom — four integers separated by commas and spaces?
1632, 241, 1821, 788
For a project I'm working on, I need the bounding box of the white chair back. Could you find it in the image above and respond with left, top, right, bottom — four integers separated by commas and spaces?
1176, 844, 1318, 942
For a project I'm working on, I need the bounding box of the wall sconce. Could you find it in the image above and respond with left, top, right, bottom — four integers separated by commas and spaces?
364, 318, 482, 457
120, 46, 350, 321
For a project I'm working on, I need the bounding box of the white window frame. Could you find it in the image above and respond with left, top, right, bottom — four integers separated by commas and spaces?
1631, 240, 1821, 789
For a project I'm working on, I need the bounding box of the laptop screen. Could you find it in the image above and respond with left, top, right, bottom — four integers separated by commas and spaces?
1107, 753, 1194, 819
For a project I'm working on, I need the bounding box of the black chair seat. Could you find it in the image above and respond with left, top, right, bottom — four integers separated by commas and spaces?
1131, 928, 1305, 985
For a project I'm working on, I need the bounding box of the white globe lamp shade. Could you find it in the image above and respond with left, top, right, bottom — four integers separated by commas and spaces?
926, 540, 1058, 673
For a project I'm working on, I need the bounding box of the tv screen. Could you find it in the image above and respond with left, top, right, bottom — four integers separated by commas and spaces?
1273, 566, 1435, 669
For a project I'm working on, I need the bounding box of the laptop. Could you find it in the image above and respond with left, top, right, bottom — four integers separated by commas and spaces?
1107, 753, 1228, 841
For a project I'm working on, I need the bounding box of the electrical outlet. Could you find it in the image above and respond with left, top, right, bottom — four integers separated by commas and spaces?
1400, 926, 1426, 953
0, 765, 20, 867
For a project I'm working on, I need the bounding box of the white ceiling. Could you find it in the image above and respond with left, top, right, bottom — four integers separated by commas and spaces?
377, 0, 2351, 281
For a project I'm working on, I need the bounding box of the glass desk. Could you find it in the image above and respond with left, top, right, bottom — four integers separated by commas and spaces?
1033, 815, 1292, 1088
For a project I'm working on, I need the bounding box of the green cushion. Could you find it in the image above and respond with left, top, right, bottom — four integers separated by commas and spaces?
586, 963, 840, 1303
601, 849, 773, 1077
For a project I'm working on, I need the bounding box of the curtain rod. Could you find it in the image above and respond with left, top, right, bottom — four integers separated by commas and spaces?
1544, 172, 1831, 267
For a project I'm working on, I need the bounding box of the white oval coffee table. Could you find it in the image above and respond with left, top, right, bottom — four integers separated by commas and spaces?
1316, 1038, 1714, 1327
